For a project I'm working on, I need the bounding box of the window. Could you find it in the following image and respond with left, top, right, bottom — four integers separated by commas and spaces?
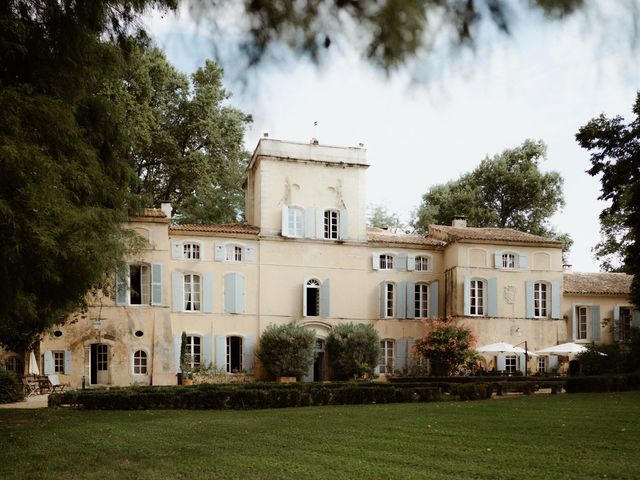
185, 336, 201, 370
469, 279, 485, 316
129, 264, 150, 305
505, 355, 517, 373
414, 283, 429, 318
385, 283, 395, 318
502, 253, 516, 269
53, 351, 64, 374
620, 307, 632, 342
323, 210, 339, 239
226, 336, 244, 373
379, 340, 394, 374
226, 245, 243, 262
183, 274, 201, 311
288, 207, 304, 238
4, 355, 23, 374
379, 254, 394, 270
305, 279, 320, 317
415, 256, 431, 272
133, 350, 148, 375
538, 356, 547, 373
183, 243, 200, 260
577, 306, 588, 340
534, 282, 548, 317
96, 344, 108, 372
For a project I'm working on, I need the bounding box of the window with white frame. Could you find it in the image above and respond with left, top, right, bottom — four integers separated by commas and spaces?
534, 282, 548, 317
53, 351, 64, 374
323, 210, 339, 239
469, 279, 485, 316
415, 256, 431, 272
379, 340, 395, 374
4, 355, 23, 374
133, 350, 148, 375
226, 244, 243, 262
183, 242, 200, 260
505, 355, 517, 373
538, 356, 546, 373
226, 336, 244, 373
414, 283, 429, 318
129, 264, 150, 305
620, 307, 632, 342
501, 253, 516, 269
385, 282, 395, 318
379, 254, 394, 270
183, 274, 201, 311
288, 207, 304, 238
96, 344, 108, 372
305, 279, 320, 317
577, 306, 588, 340
185, 336, 201, 370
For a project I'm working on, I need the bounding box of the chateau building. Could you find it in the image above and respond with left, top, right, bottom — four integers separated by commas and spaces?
2, 138, 637, 386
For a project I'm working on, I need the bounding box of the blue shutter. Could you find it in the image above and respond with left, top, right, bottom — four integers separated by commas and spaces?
396, 339, 407, 373
64, 350, 72, 375
116, 266, 128, 306
236, 273, 245, 313
496, 354, 506, 372
518, 253, 528, 269
406, 282, 415, 319
525, 281, 534, 318
244, 335, 255, 373
572, 304, 578, 340
379, 281, 387, 319
339, 209, 348, 240
321, 279, 330, 318
215, 335, 226, 371
44, 351, 53, 375
396, 282, 406, 319
407, 255, 416, 271
171, 240, 182, 259
591, 305, 601, 341
245, 246, 256, 263
174, 335, 181, 373
494, 252, 502, 268
396, 253, 407, 272
214, 243, 225, 261
151, 263, 163, 306
203, 334, 212, 367
281, 205, 290, 237
551, 281, 561, 319
224, 273, 236, 313
315, 209, 324, 239
202, 272, 213, 313
304, 208, 315, 238
172, 271, 183, 313
372, 254, 380, 270
487, 278, 497, 317
613, 305, 621, 341
548, 355, 559, 372
463, 277, 471, 316
430, 281, 439, 319
519, 354, 527, 375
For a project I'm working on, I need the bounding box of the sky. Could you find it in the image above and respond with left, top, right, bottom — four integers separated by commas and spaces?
144, 5, 639, 273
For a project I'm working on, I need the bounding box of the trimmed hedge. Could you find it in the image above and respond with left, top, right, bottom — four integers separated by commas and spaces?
456, 383, 493, 401
49, 382, 443, 410
565, 373, 640, 393
0, 371, 24, 404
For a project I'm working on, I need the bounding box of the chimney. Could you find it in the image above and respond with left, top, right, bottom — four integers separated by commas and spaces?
160, 202, 172, 219
310, 137, 319, 145
451, 215, 467, 228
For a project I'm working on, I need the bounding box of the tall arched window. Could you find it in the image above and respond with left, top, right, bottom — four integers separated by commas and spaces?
379, 340, 395, 374
469, 279, 485, 316
414, 283, 429, 318
305, 279, 321, 317
133, 350, 148, 375
183, 274, 201, 311
185, 336, 201, 369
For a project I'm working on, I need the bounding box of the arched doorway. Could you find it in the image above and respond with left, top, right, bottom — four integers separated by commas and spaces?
298, 320, 330, 382
312, 338, 325, 382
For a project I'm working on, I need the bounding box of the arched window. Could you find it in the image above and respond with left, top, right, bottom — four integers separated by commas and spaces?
469, 279, 485, 316
534, 282, 548, 317
414, 283, 429, 318
305, 279, 321, 317
133, 350, 148, 375
415, 256, 431, 272
323, 210, 339, 239
183, 274, 201, 311
379, 254, 394, 270
385, 282, 395, 318
379, 340, 395, 374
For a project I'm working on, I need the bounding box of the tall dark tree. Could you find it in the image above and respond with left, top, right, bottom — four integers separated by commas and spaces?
576, 92, 640, 308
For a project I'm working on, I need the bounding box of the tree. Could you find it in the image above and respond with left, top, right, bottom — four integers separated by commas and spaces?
256, 323, 316, 379
367, 204, 403, 231
576, 92, 640, 307
325, 323, 379, 380
414, 317, 477, 376
119, 45, 252, 223
414, 139, 572, 252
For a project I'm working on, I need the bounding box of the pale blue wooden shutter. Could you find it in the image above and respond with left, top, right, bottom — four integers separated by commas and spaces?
591, 305, 601, 341
214, 243, 225, 261
202, 272, 213, 313
244, 335, 255, 373
396, 253, 407, 272
321, 279, 330, 318
151, 262, 163, 306
525, 281, 534, 318
224, 273, 236, 313
396, 339, 407, 373
518, 253, 528, 269
115, 266, 128, 306
202, 334, 212, 367
173, 335, 181, 372
487, 278, 497, 317
551, 281, 561, 319
430, 281, 439, 318
236, 273, 245, 313
245, 246, 256, 263
396, 282, 406, 319
304, 208, 315, 238
463, 276, 471, 316
372, 254, 380, 270
613, 305, 621, 341
496, 354, 506, 372
406, 282, 415, 319
215, 335, 226, 371
572, 304, 578, 340
172, 271, 183, 312
171, 240, 182, 259
407, 255, 415, 271
548, 355, 559, 372
379, 281, 387, 318
494, 252, 502, 268
315, 209, 324, 239
339, 209, 348, 240
519, 354, 527, 375
44, 351, 53, 375
281, 205, 290, 237
64, 350, 72, 375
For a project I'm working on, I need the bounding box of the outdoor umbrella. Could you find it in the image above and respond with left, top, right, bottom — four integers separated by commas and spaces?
535, 342, 603, 356
28, 351, 40, 376
476, 342, 537, 356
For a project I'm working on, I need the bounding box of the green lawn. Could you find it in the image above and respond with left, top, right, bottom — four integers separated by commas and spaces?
1, 392, 639, 480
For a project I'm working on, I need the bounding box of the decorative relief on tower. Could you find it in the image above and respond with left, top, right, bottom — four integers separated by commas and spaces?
504, 285, 516, 304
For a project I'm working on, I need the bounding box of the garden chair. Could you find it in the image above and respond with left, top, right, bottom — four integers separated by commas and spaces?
47, 374, 69, 393
22, 376, 39, 397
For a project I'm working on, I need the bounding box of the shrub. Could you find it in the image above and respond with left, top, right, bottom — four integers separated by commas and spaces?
326, 323, 379, 380
456, 383, 493, 401
414, 317, 477, 376
565, 373, 640, 393
576, 343, 624, 375
256, 323, 316, 378
0, 371, 24, 404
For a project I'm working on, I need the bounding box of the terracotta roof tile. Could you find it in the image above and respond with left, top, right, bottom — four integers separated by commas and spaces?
563, 272, 632, 296
130, 208, 168, 220
428, 224, 562, 246
367, 228, 445, 247
170, 223, 260, 236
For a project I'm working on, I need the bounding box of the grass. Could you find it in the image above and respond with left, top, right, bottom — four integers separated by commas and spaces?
1, 392, 639, 480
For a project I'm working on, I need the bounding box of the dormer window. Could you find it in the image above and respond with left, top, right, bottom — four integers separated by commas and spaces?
183, 243, 200, 260
380, 254, 394, 270
502, 253, 516, 269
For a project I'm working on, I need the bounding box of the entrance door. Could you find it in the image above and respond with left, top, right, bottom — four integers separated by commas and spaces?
90, 344, 109, 385
312, 339, 325, 382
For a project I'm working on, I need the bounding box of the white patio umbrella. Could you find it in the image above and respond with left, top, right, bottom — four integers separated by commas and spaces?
476, 342, 538, 356
28, 351, 40, 376
535, 342, 604, 356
